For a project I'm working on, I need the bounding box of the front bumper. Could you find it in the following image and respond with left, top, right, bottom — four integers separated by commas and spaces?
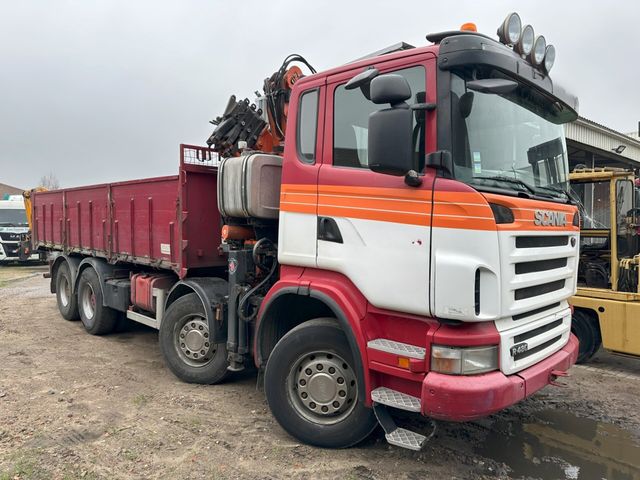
421, 334, 579, 421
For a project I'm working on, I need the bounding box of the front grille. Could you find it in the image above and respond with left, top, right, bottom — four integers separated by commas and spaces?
515, 258, 568, 275
514, 319, 563, 343
0, 232, 21, 241
516, 236, 568, 248
515, 280, 565, 300
512, 302, 560, 321
513, 335, 562, 361
0, 242, 20, 257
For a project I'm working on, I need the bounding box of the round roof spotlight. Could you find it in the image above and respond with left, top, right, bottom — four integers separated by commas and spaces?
497, 12, 522, 45
531, 35, 547, 66
515, 24, 535, 56
543, 44, 556, 73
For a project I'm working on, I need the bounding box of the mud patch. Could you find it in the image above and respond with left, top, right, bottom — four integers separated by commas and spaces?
476, 409, 640, 479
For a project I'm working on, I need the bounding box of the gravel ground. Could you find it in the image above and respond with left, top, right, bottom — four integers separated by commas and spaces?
0, 264, 639, 480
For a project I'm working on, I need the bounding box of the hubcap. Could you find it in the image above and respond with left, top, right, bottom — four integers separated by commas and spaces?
59, 276, 70, 307
81, 283, 95, 319
176, 316, 216, 367
288, 351, 357, 425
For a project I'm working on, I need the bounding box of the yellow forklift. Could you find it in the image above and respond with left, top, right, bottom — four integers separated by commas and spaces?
569, 168, 640, 362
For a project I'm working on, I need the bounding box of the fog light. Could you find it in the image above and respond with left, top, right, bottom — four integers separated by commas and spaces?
431, 345, 498, 375
515, 25, 534, 56
531, 35, 547, 66
497, 12, 522, 45
544, 45, 556, 73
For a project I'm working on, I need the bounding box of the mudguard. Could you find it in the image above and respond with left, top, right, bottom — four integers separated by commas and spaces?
166, 277, 229, 344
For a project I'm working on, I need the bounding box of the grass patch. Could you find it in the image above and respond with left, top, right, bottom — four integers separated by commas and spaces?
0, 451, 47, 479
132, 394, 149, 407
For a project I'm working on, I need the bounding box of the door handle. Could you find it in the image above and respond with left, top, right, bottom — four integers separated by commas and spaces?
317, 217, 343, 244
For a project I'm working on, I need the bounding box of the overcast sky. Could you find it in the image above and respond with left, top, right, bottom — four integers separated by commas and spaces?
1, 0, 639, 189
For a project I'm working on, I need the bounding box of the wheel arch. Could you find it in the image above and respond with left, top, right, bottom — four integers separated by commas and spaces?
255, 286, 370, 403
74, 258, 127, 306
166, 277, 229, 343
50, 254, 81, 294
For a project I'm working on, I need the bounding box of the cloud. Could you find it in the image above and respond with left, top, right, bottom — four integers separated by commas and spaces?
0, 0, 637, 188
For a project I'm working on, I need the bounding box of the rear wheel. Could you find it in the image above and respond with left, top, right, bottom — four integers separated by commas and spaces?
264, 318, 377, 448
571, 309, 602, 363
77, 268, 118, 335
55, 262, 79, 320
159, 293, 229, 384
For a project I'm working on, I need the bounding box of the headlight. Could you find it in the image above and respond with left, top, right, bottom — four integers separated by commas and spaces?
431, 345, 498, 375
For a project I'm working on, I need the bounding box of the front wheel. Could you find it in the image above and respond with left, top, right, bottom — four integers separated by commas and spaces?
159, 293, 229, 384
264, 318, 377, 448
571, 309, 602, 363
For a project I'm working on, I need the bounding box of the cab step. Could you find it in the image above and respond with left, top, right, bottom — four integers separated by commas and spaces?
371, 386, 421, 412
373, 403, 428, 451
367, 339, 426, 359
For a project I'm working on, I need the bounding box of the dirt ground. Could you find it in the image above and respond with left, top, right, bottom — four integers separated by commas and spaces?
1, 264, 639, 480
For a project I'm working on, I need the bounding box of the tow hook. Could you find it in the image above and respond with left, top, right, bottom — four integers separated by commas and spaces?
549, 369, 569, 387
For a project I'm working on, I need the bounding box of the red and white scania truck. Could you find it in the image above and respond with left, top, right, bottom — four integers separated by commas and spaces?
30, 14, 580, 450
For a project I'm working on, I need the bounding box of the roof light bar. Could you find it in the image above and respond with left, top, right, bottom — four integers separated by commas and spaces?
497, 13, 556, 74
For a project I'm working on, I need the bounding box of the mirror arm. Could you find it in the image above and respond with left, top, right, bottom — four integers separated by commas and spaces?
411, 103, 437, 112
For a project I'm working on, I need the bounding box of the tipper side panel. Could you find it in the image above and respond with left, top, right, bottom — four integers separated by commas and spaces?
31, 144, 226, 277
178, 144, 227, 276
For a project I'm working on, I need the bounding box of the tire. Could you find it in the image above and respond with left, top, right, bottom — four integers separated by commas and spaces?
55, 262, 79, 320
571, 309, 602, 363
264, 318, 377, 449
77, 267, 118, 335
158, 293, 229, 384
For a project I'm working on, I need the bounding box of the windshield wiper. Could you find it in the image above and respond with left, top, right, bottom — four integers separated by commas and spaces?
534, 185, 575, 203
472, 175, 537, 196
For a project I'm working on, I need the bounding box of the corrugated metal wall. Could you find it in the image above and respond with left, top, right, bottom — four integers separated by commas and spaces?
564, 117, 640, 164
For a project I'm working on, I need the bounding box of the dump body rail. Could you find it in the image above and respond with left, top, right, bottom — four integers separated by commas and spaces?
31, 145, 225, 277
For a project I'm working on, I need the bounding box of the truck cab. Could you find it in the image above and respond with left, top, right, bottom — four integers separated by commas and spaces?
0, 196, 39, 263
257, 20, 580, 447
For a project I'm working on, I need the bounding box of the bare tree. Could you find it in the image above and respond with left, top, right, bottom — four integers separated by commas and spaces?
39, 172, 60, 190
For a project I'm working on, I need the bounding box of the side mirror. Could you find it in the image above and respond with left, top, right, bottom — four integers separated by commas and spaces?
466, 78, 518, 94
345, 67, 379, 100
368, 74, 414, 177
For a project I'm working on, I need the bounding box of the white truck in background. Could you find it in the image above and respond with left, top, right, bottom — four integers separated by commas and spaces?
0, 195, 40, 263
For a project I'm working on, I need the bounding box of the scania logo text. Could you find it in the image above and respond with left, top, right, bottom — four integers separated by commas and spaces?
534, 210, 567, 227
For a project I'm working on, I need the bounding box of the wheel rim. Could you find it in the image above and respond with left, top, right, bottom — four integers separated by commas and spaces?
174, 314, 217, 368
287, 351, 358, 425
81, 283, 96, 320
59, 275, 70, 307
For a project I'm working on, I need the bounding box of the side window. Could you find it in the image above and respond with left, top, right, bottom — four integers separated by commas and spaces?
297, 89, 319, 164
333, 66, 426, 170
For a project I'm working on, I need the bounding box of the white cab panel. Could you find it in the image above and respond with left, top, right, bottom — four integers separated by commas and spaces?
430, 227, 501, 321
278, 211, 317, 268
317, 217, 430, 316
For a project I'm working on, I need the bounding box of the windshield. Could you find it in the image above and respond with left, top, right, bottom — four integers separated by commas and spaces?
0, 208, 28, 226
450, 72, 570, 201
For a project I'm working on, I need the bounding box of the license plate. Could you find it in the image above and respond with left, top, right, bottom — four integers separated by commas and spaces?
511, 342, 529, 357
